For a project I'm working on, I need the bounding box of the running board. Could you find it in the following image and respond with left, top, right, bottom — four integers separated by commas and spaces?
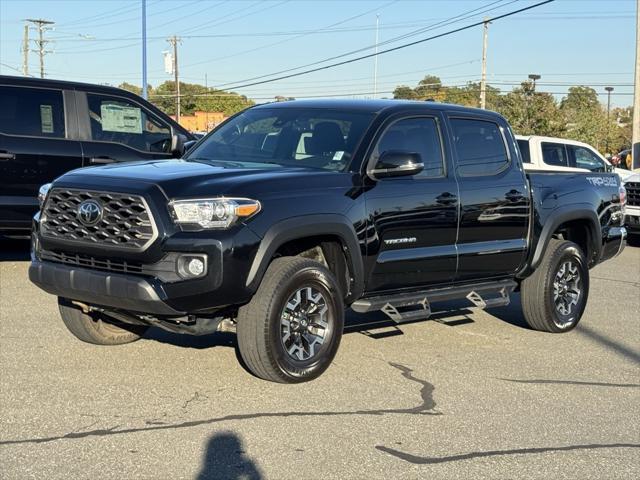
352, 279, 516, 324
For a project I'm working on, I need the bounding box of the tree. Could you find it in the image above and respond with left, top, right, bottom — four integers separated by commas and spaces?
559, 86, 608, 150
496, 81, 566, 137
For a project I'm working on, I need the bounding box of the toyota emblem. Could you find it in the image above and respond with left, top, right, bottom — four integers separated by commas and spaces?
77, 200, 103, 226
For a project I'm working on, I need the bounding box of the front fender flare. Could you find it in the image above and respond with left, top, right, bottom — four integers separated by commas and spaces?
245, 214, 364, 303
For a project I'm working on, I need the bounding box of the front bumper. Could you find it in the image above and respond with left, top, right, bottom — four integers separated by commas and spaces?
29, 260, 185, 316
624, 206, 640, 232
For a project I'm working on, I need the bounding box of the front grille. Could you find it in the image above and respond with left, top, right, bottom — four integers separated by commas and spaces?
39, 249, 144, 274
626, 182, 640, 207
41, 188, 156, 250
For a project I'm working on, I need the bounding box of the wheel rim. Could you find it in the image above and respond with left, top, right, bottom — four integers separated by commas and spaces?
552, 260, 582, 323
280, 286, 331, 361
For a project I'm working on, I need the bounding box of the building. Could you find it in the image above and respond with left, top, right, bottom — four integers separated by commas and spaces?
170, 111, 227, 133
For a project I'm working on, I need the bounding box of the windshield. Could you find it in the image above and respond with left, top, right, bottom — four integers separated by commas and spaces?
185, 108, 374, 172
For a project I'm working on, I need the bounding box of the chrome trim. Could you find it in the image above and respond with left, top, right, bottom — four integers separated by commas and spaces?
615, 227, 627, 258
377, 244, 457, 264
457, 239, 527, 256
369, 162, 424, 176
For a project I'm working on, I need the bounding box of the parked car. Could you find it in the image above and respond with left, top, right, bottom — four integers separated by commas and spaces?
516, 135, 633, 180
0, 75, 195, 236
29, 100, 626, 383
622, 172, 640, 237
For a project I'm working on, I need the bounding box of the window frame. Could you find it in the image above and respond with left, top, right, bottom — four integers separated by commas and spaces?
449, 116, 512, 178
0, 84, 69, 141
365, 114, 447, 180
83, 91, 174, 154
568, 144, 606, 172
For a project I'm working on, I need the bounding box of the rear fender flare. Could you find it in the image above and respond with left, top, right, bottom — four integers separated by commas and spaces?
529, 205, 601, 271
246, 214, 364, 303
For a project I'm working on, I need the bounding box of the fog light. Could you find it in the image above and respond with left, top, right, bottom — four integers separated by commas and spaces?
177, 254, 208, 279
187, 258, 204, 276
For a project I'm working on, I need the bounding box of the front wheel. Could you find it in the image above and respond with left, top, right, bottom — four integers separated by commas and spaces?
236, 257, 344, 383
521, 239, 589, 332
58, 298, 149, 345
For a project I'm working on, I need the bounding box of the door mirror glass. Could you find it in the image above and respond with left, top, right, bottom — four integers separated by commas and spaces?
370, 151, 424, 179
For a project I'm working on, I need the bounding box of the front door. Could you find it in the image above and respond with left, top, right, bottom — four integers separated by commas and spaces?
0, 85, 82, 231
449, 116, 530, 281
364, 115, 459, 292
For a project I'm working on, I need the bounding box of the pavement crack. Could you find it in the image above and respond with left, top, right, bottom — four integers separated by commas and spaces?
0, 362, 439, 446
182, 391, 209, 410
375, 442, 640, 464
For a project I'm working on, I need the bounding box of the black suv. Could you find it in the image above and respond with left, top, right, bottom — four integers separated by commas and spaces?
0, 76, 195, 235
29, 100, 626, 383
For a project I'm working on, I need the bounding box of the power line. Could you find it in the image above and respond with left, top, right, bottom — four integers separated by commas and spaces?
219, 0, 556, 91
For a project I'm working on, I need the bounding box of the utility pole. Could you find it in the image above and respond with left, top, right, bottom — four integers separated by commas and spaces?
373, 14, 379, 99
22, 23, 29, 76
605, 86, 614, 154
142, 0, 148, 99
633, 0, 640, 169
26, 18, 54, 78
205, 73, 209, 132
167, 36, 181, 121
480, 18, 489, 109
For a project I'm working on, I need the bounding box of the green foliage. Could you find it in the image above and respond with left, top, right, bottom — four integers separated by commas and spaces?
117, 81, 253, 117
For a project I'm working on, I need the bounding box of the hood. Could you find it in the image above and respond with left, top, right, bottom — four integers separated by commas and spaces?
623, 171, 640, 184
59, 159, 354, 199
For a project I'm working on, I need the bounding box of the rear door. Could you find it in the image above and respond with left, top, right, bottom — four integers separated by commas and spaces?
76, 91, 175, 166
449, 115, 530, 281
0, 84, 82, 231
364, 114, 459, 292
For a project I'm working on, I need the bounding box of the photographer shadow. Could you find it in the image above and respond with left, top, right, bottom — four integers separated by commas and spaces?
197, 431, 263, 480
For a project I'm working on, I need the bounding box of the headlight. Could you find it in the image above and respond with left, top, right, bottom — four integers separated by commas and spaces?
169, 197, 261, 229
38, 183, 52, 209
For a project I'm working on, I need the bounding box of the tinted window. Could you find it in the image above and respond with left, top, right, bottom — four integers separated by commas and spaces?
87, 93, 171, 153
541, 142, 569, 167
372, 117, 444, 178
187, 108, 373, 172
0, 86, 65, 138
517, 139, 531, 163
570, 145, 606, 172
451, 118, 508, 176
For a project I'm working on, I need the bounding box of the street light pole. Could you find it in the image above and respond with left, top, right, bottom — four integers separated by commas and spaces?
528, 73, 541, 91
605, 86, 614, 154
142, 0, 148, 100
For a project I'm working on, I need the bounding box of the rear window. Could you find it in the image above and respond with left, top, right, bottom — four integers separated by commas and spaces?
517, 139, 531, 163
0, 85, 65, 138
451, 118, 509, 176
541, 142, 569, 167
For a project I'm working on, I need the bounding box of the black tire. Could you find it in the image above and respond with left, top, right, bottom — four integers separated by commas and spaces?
58, 298, 149, 345
236, 257, 344, 383
521, 239, 589, 333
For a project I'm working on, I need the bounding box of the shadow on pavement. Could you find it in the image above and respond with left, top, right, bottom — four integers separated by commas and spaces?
0, 238, 30, 262
196, 432, 263, 480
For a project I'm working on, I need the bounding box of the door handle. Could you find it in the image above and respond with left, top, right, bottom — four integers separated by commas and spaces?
89, 156, 117, 165
505, 190, 524, 202
436, 192, 457, 205
0, 151, 15, 161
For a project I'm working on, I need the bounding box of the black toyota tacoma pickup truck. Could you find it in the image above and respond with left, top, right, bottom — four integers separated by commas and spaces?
29, 100, 627, 383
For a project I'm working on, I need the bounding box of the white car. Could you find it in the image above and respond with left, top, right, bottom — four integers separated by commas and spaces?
516, 135, 633, 180
621, 172, 640, 237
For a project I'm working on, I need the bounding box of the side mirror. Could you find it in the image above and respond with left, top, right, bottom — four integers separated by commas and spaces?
184, 140, 198, 154
369, 151, 424, 179
170, 133, 187, 157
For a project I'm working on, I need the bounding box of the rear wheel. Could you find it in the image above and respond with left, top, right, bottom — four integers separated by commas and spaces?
58, 298, 148, 345
521, 239, 589, 332
236, 257, 344, 383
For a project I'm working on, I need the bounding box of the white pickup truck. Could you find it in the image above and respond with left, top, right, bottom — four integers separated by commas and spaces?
516, 135, 632, 178
516, 135, 637, 236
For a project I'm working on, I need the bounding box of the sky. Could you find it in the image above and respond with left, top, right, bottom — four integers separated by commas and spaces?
0, 0, 636, 107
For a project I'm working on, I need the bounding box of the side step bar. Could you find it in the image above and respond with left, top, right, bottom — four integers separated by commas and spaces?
351, 279, 517, 324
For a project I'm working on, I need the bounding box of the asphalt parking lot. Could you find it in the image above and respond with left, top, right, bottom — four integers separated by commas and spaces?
1, 239, 639, 479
